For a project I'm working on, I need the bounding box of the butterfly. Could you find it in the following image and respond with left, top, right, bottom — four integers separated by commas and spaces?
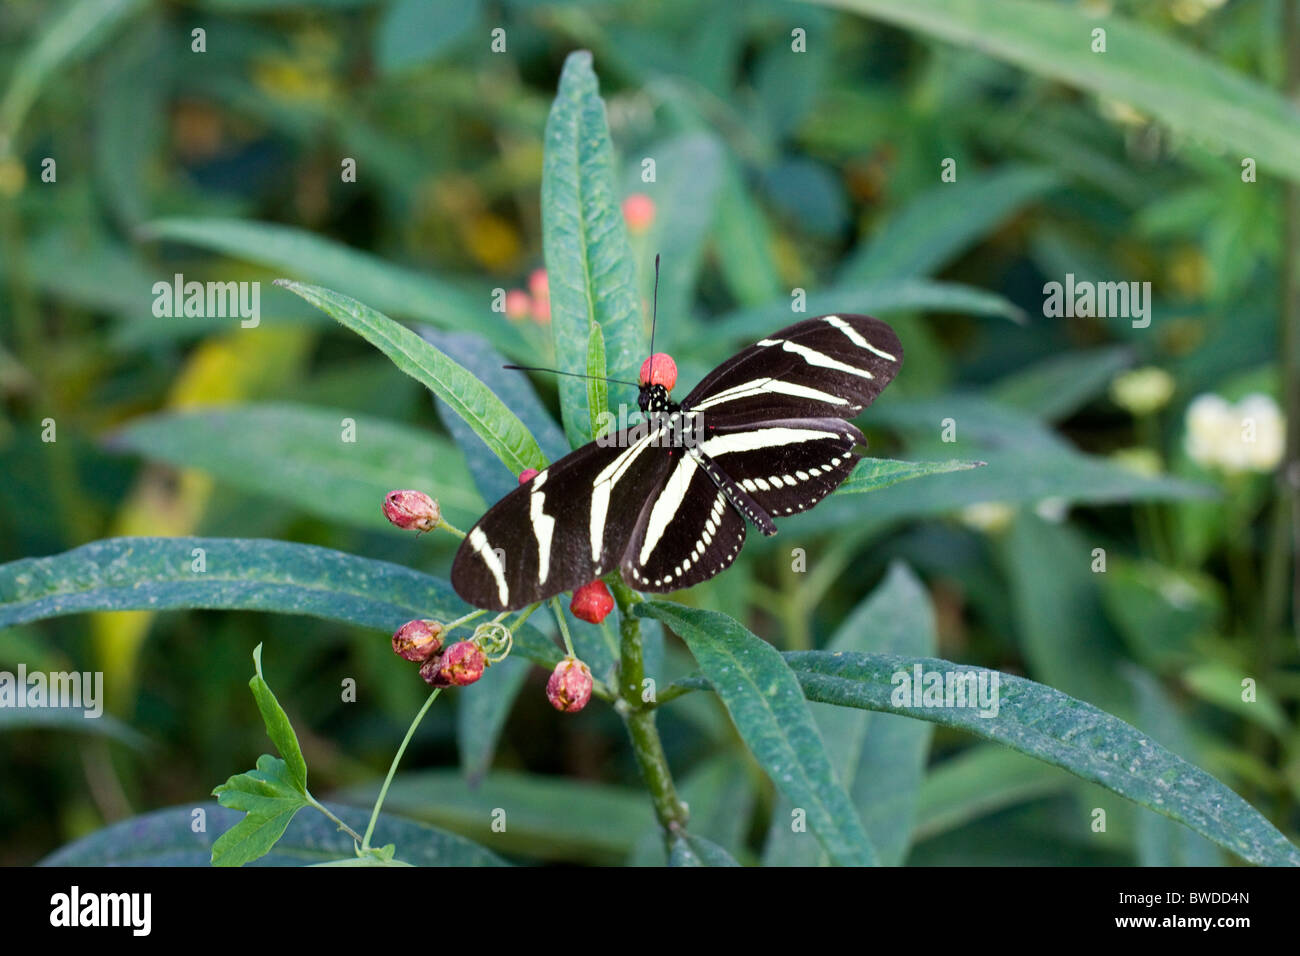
450, 312, 902, 611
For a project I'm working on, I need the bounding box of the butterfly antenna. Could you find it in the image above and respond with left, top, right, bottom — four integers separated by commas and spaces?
503, 364, 640, 388
649, 253, 661, 380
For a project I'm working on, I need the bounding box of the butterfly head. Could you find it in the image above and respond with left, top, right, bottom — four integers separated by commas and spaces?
638, 352, 678, 413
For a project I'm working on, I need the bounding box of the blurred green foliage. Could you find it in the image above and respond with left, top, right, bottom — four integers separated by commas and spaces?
0, 0, 1297, 866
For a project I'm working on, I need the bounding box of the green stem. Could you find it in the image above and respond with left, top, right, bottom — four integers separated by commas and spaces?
306, 794, 365, 846
610, 580, 688, 843
1264, 0, 1300, 655
361, 687, 441, 851
437, 517, 467, 539
550, 598, 577, 657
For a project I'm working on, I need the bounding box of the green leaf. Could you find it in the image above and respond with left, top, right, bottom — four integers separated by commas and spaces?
211, 754, 311, 867
0, 0, 147, 142
708, 279, 1024, 352
375, 0, 481, 73
94, 16, 167, 228
810, 0, 1300, 184
670, 832, 741, 867
989, 347, 1133, 422
457, 655, 530, 786
0, 706, 150, 751
630, 132, 725, 340
542, 51, 645, 447
1000, 514, 1130, 717
765, 563, 935, 866
789, 447, 1213, 540
275, 280, 547, 476
836, 458, 984, 496
0, 537, 564, 669
141, 219, 524, 357
421, 329, 570, 503
40, 803, 505, 867
107, 402, 485, 530
249, 644, 307, 791
1181, 662, 1287, 736
345, 770, 655, 864
1099, 558, 1219, 671
1126, 668, 1222, 866
913, 745, 1071, 843
713, 158, 782, 306
637, 601, 879, 866
781, 651, 1300, 867
586, 322, 610, 438
837, 165, 1058, 282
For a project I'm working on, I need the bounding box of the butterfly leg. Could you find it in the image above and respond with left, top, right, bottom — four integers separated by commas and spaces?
689, 448, 777, 536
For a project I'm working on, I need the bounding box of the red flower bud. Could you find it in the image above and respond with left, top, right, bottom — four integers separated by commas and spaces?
531, 294, 551, 325
391, 620, 444, 662
519, 468, 539, 483
622, 193, 656, 234
504, 289, 531, 320
547, 657, 593, 713
420, 640, 486, 687
639, 353, 677, 391
383, 489, 441, 532
528, 268, 549, 301
570, 580, 614, 624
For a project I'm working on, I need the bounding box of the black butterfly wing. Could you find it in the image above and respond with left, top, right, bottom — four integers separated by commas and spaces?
621, 447, 749, 592
682, 313, 902, 425
451, 430, 674, 611
696, 417, 865, 520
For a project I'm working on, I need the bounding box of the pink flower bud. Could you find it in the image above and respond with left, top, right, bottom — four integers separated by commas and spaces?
547, 657, 593, 713
531, 294, 551, 325
392, 619, 444, 662
622, 193, 656, 234
570, 580, 614, 624
420, 640, 486, 687
519, 468, 539, 483
383, 489, 441, 532
504, 289, 531, 320
528, 268, 549, 301
639, 353, 677, 391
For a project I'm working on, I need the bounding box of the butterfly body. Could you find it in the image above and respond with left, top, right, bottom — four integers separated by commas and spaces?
451, 313, 902, 611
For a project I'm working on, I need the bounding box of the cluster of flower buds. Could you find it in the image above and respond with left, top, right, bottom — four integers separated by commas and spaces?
420, 640, 488, 688
383, 489, 441, 533
391, 618, 490, 688
503, 269, 552, 325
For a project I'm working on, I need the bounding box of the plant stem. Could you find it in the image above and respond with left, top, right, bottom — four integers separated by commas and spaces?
609, 580, 688, 843
361, 687, 441, 851
1263, 0, 1300, 656
306, 794, 366, 846
437, 517, 468, 539
550, 598, 577, 656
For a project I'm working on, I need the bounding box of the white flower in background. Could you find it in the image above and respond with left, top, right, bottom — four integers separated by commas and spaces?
1184, 394, 1233, 468
1236, 393, 1285, 472
1110, 366, 1175, 415
1183, 392, 1285, 474
959, 501, 1015, 534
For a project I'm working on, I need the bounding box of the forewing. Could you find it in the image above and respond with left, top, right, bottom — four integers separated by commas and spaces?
622, 448, 748, 592
683, 314, 902, 425
451, 429, 672, 611
697, 418, 864, 519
